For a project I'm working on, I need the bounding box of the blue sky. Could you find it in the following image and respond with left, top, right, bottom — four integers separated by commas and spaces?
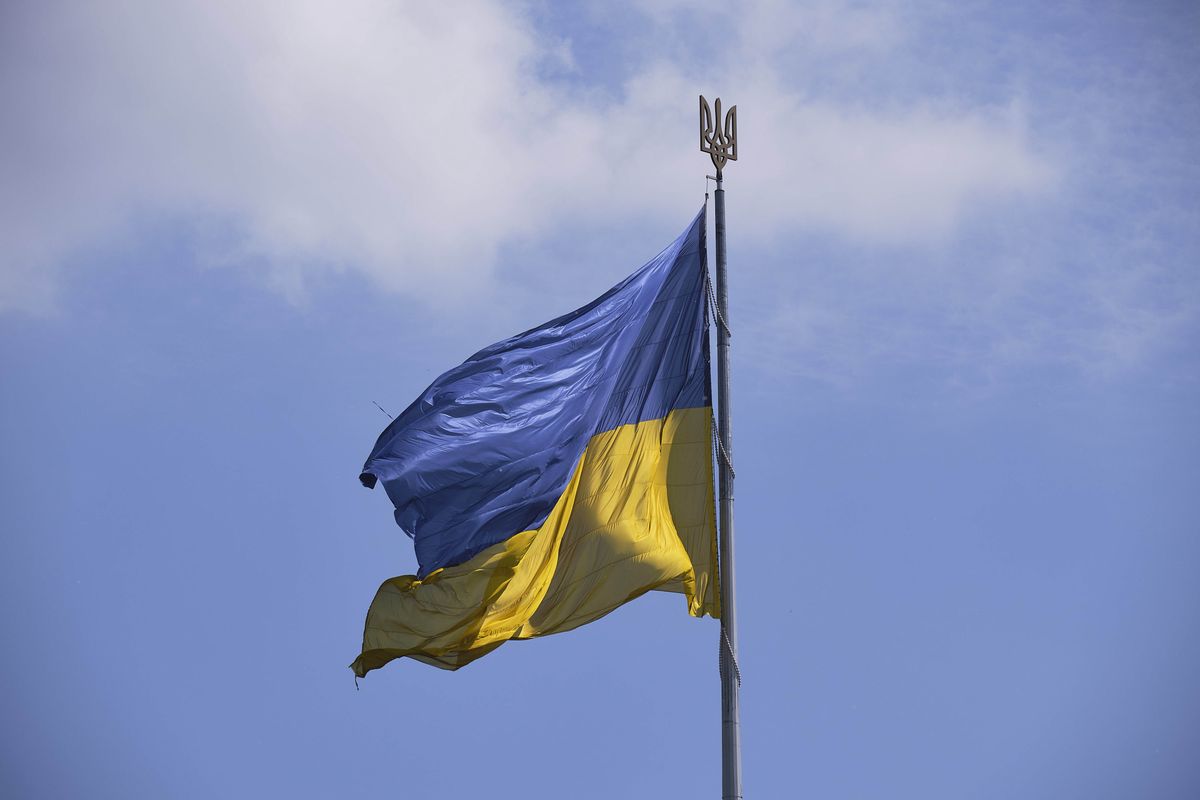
2, 1, 1197, 797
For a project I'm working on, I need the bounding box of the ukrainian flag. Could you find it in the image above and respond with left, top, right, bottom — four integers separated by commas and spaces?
352, 209, 717, 676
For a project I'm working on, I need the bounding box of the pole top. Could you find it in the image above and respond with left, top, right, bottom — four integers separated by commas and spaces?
700, 95, 737, 180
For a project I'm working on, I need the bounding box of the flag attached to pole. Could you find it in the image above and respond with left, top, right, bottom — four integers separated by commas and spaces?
351, 209, 718, 677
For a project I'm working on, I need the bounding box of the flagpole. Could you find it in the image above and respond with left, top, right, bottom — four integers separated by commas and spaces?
700, 95, 741, 800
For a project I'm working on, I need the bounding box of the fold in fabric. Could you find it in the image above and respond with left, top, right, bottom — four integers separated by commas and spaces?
353, 209, 717, 676
352, 408, 718, 675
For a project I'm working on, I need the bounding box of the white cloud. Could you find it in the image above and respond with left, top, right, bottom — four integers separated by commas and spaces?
0, 0, 1052, 315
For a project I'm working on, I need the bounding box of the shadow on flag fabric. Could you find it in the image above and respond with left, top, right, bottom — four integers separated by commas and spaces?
351, 208, 718, 677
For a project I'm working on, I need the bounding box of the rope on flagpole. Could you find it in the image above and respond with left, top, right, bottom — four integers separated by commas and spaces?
721, 626, 742, 687
706, 262, 741, 688
712, 397, 740, 688
712, 418, 736, 480
706, 270, 733, 338
706, 272, 736, 480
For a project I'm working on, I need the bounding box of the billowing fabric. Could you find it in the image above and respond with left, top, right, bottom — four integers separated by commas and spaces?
361, 209, 711, 577
352, 407, 718, 675
352, 209, 717, 676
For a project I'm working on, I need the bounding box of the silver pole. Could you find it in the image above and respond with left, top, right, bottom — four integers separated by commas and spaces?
700, 93, 741, 800
714, 173, 742, 800
700, 95, 734, 800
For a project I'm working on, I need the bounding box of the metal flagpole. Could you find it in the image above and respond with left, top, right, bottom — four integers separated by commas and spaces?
700, 95, 741, 800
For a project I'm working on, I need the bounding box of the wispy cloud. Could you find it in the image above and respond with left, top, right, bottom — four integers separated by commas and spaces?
5, 0, 1192, 390
0, 0, 1050, 315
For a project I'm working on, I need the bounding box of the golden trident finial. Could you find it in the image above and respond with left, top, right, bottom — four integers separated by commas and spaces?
700, 95, 737, 177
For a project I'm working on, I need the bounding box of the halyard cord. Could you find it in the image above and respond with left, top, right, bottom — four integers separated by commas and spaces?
721, 626, 742, 687
705, 271, 735, 481
711, 415, 737, 481
706, 268, 741, 686
705, 270, 733, 338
